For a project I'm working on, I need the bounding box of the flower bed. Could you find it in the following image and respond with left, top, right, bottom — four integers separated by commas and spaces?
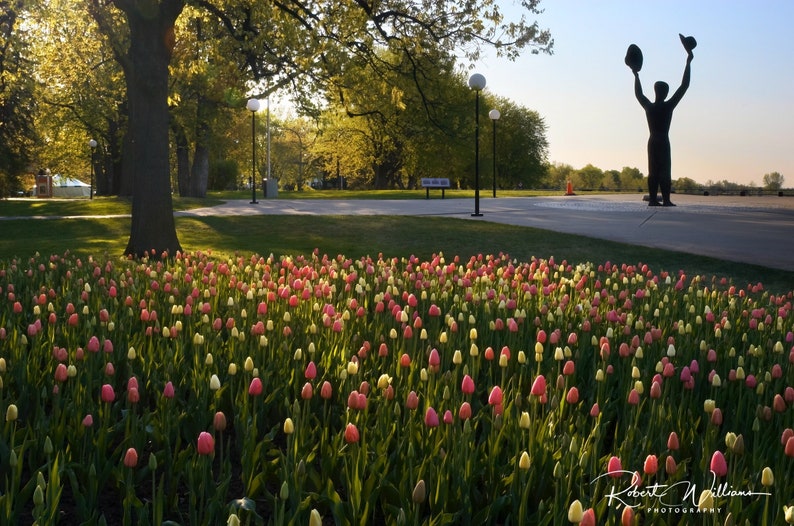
1, 251, 793, 525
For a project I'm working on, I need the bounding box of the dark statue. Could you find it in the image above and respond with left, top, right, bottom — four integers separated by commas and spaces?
627, 34, 695, 206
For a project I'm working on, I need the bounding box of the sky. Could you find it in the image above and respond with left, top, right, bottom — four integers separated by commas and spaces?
476, 1, 794, 186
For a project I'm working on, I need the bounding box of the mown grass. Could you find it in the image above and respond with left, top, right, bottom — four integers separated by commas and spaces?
1, 205, 792, 293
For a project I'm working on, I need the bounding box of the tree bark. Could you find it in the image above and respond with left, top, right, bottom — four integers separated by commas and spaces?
116, 0, 184, 258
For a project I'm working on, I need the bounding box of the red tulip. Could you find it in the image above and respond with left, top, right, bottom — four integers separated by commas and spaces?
566, 387, 579, 405
344, 423, 360, 444
643, 454, 658, 475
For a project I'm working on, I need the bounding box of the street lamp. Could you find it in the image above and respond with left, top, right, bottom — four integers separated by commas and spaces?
488, 109, 500, 198
88, 139, 97, 200
246, 98, 261, 204
468, 73, 486, 216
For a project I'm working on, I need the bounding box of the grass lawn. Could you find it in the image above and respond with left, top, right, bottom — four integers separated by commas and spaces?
1, 194, 792, 293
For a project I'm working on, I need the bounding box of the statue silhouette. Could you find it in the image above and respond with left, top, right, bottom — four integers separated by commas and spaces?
628, 35, 695, 206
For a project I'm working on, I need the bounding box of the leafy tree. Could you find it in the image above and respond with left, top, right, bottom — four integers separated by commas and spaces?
602, 169, 621, 190
575, 163, 603, 190
762, 171, 784, 191
86, 0, 552, 257
28, 0, 126, 196
0, 1, 36, 197
485, 96, 548, 190
673, 177, 701, 194
543, 162, 576, 190
619, 166, 644, 192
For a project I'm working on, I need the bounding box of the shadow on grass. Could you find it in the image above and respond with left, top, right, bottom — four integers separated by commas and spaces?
1, 214, 791, 293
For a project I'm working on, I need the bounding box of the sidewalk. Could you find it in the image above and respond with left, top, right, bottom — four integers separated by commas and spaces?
177, 193, 794, 272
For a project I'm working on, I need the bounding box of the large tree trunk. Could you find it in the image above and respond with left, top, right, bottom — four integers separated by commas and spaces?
118, 0, 184, 258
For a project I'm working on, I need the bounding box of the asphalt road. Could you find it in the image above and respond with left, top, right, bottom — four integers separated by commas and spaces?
178, 193, 794, 273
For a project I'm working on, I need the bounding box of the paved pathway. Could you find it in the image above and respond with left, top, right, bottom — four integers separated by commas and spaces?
177, 193, 794, 273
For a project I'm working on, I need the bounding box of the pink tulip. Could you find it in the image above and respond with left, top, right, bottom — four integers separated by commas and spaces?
101, 384, 115, 403
406, 391, 419, 411
461, 375, 475, 395
320, 381, 333, 400
443, 410, 453, 425
424, 407, 440, 427
127, 387, 140, 404
607, 456, 623, 477
562, 360, 575, 376
710, 408, 723, 426
197, 431, 215, 455
566, 387, 579, 405
213, 411, 227, 432
249, 378, 263, 396
304, 361, 317, 380
627, 389, 640, 405
459, 402, 472, 421
709, 451, 728, 477
782, 428, 794, 446
428, 348, 441, 370
589, 403, 600, 417
301, 382, 313, 400
54, 363, 68, 383
665, 455, 677, 475
123, 448, 138, 468
621, 506, 634, 526
580, 508, 596, 526
667, 432, 679, 450
530, 375, 546, 397
163, 381, 175, 399
82, 414, 94, 427
87, 336, 100, 353
785, 437, 794, 458
488, 386, 503, 406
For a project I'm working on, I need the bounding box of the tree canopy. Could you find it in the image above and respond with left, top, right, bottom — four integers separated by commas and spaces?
8, 0, 554, 256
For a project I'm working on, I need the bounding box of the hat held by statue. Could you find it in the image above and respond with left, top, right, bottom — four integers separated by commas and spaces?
624, 44, 642, 72
679, 33, 697, 51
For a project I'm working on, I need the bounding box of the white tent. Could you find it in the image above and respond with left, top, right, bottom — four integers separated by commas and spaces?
36, 174, 92, 198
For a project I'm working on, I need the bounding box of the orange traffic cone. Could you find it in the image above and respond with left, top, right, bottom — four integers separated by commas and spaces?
566, 181, 575, 196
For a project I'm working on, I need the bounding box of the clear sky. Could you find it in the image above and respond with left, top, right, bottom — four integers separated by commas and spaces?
477, 1, 794, 186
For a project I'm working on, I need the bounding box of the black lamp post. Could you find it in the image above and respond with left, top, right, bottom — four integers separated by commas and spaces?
488, 109, 500, 198
88, 139, 97, 200
247, 98, 261, 204
468, 73, 486, 216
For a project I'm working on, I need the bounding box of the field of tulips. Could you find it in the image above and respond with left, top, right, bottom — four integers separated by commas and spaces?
1, 249, 793, 525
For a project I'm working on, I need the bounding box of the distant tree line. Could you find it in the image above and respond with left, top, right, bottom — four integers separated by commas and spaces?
539, 163, 787, 195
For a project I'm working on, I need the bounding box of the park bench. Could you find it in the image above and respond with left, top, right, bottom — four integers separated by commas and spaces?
421, 178, 451, 199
